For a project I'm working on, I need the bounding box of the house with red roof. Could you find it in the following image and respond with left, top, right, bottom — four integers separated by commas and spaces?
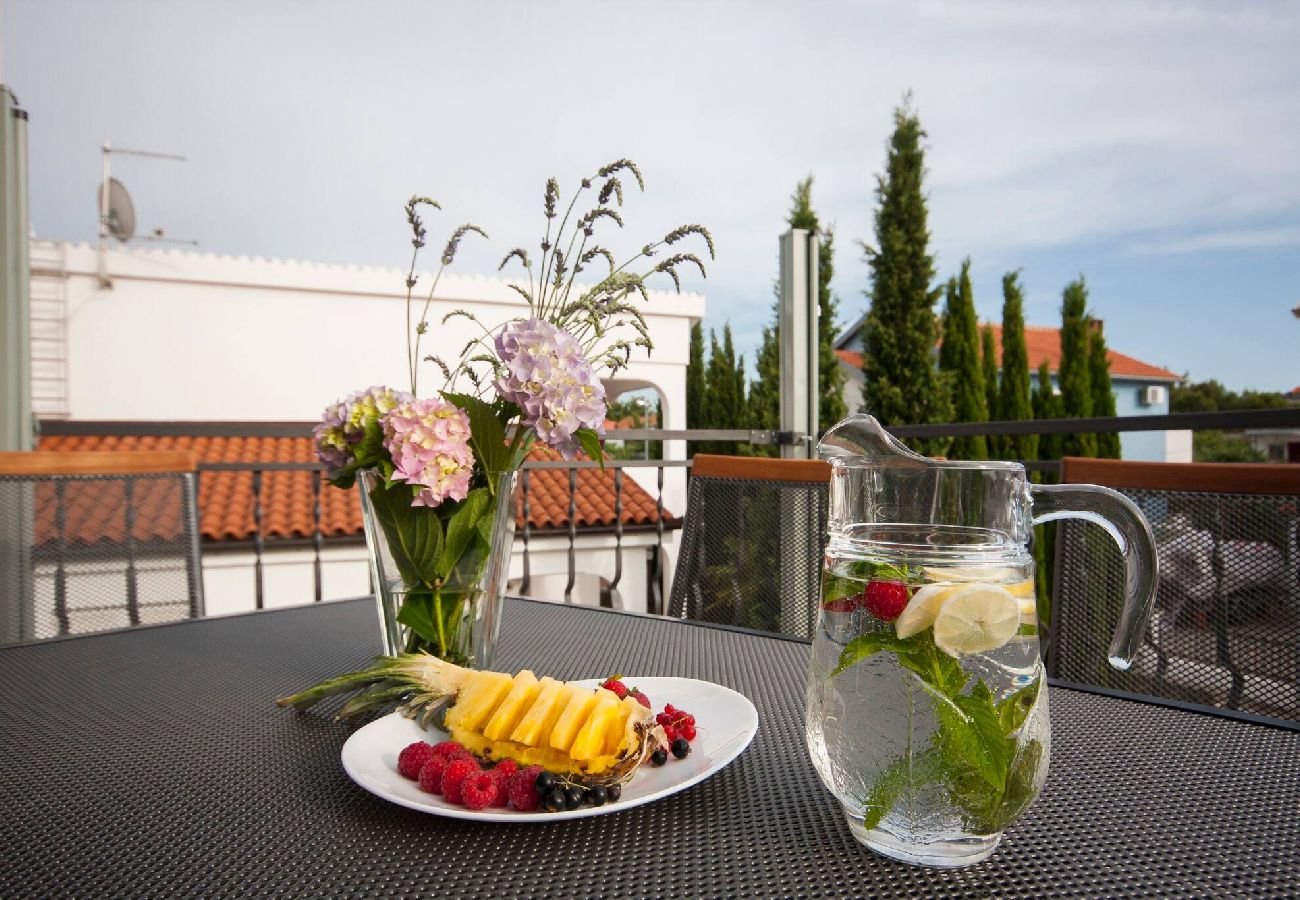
26, 239, 697, 616
834, 317, 1187, 462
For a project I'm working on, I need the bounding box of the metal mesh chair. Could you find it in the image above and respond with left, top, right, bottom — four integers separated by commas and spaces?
668, 454, 830, 638
0, 451, 204, 645
1049, 457, 1299, 726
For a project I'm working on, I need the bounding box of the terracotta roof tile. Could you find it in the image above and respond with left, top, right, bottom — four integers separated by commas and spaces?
37, 432, 674, 544
836, 326, 1182, 382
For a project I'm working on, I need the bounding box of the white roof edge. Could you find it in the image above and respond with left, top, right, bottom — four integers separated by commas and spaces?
32, 238, 706, 315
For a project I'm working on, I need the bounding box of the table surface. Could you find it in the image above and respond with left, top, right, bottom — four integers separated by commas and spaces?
2, 598, 1298, 899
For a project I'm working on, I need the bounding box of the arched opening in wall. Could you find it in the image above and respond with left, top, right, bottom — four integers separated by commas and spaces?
603, 381, 664, 462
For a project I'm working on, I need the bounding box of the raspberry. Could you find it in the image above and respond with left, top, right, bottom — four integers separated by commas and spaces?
599, 677, 629, 699
864, 580, 910, 622
417, 755, 451, 793
630, 689, 651, 709
397, 741, 435, 780
494, 759, 519, 778
441, 757, 480, 804
431, 740, 467, 758
508, 765, 544, 812
460, 771, 498, 811
823, 595, 858, 612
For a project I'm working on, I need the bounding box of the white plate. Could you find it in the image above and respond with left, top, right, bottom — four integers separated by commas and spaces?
340, 676, 759, 822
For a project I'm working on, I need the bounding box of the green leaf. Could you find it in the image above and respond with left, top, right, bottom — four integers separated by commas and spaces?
395, 592, 442, 647
820, 572, 862, 606
475, 506, 497, 549
443, 392, 511, 480
575, 427, 605, 469
833, 630, 913, 677
436, 489, 491, 578
995, 678, 1041, 735
367, 479, 443, 587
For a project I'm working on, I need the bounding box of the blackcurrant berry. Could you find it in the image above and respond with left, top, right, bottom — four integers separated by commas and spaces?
589, 786, 608, 807
564, 786, 584, 810
650, 748, 668, 766
544, 788, 566, 812
535, 771, 556, 794
606, 784, 622, 802
671, 737, 690, 759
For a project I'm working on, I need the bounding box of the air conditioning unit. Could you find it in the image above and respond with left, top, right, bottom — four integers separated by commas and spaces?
1139, 385, 1166, 407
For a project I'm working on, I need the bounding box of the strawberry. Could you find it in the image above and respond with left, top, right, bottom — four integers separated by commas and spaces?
863, 580, 910, 622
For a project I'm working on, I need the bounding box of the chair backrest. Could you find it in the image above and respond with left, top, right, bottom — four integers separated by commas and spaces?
0, 451, 205, 645
668, 454, 831, 638
1050, 456, 1300, 726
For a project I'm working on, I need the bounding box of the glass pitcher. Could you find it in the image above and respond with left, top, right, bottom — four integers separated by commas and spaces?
805, 415, 1158, 868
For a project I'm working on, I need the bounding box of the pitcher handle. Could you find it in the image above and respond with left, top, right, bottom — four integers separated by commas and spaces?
1030, 483, 1159, 671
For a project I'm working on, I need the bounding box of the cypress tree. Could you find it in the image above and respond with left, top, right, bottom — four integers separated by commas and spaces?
937, 259, 988, 459
998, 272, 1037, 463
1032, 357, 1066, 633
859, 97, 951, 455
1033, 358, 1065, 463
981, 325, 1000, 454
686, 321, 706, 457
788, 176, 848, 430
747, 295, 781, 458
1088, 320, 1121, 458
1058, 278, 1097, 458
703, 326, 745, 454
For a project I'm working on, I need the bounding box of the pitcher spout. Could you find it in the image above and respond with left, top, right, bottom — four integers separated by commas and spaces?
817, 414, 933, 468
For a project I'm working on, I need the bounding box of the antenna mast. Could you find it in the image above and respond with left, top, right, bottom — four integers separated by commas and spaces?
97, 141, 188, 287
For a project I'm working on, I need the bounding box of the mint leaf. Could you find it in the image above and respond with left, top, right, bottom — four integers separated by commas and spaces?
821, 572, 863, 606
833, 631, 913, 677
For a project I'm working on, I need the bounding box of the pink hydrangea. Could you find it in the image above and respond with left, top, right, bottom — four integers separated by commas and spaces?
382, 397, 476, 507
313, 385, 412, 472
494, 319, 606, 460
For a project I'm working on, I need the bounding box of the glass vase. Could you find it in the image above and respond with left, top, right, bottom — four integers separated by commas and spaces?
357, 469, 517, 668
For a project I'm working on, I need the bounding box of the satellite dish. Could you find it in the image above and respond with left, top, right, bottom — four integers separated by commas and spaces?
98, 177, 136, 241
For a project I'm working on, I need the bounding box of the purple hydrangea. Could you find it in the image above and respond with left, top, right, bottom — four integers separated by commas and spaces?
382, 397, 476, 507
494, 318, 607, 460
313, 385, 412, 472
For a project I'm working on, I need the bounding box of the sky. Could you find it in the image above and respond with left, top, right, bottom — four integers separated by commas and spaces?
4, 0, 1298, 392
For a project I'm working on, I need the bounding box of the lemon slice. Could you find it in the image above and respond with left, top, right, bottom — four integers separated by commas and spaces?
1018, 596, 1038, 625
932, 584, 1020, 657
923, 565, 1018, 584
894, 583, 958, 639
1006, 578, 1035, 598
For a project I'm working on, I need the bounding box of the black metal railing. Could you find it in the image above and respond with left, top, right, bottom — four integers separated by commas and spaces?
36, 409, 1299, 614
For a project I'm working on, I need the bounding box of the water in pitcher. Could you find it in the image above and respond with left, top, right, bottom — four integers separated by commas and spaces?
805, 524, 1050, 868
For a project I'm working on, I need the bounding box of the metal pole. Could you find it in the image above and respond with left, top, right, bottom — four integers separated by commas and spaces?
1, 83, 33, 643
778, 228, 819, 459
778, 228, 821, 634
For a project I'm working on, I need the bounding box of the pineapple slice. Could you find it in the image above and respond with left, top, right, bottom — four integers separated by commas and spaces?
510, 677, 566, 746
569, 691, 621, 761
450, 671, 515, 733
482, 670, 540, 741
278, 654, 664, 782
549, 685, 600, 752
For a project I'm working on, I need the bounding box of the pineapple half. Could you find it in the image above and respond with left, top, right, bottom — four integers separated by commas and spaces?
277, 654, 664, 783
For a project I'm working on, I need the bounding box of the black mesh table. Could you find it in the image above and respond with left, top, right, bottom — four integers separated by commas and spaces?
2, 597, 1297, 898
